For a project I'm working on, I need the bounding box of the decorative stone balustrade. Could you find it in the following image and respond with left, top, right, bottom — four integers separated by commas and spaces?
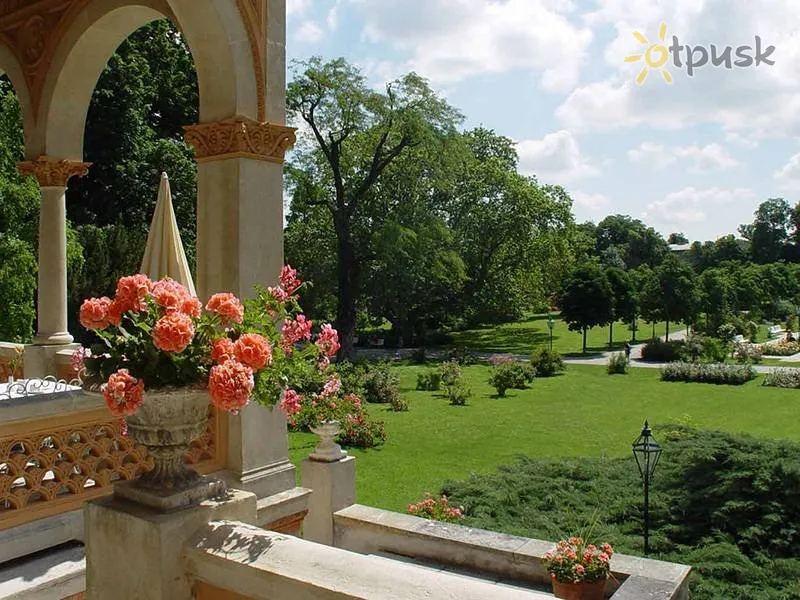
0, 382, 224, 563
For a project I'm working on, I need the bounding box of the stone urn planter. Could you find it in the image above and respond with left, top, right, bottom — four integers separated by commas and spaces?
552, 579, 607, 600
113, 388, 225, 511
309, 420, 347, 462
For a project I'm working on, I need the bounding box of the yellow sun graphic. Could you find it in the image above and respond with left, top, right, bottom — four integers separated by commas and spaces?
625, 22, 673, 84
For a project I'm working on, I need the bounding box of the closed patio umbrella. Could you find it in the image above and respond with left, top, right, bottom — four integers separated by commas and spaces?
140, 172, 197, 297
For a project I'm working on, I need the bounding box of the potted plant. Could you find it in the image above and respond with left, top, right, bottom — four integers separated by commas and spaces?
79, 265, 341, 510
543, 537, 614, 600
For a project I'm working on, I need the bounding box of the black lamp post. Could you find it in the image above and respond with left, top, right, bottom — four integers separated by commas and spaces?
547, 314, 555, 351
632, 420, 662, 555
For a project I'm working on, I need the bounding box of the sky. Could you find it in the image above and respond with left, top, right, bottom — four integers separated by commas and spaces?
285, 0, 800, 244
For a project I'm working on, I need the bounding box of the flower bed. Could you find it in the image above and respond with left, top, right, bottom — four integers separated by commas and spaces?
660, 362, 756, 386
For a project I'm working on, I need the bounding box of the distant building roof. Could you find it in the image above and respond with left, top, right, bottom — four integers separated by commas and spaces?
668, 243, 691, 252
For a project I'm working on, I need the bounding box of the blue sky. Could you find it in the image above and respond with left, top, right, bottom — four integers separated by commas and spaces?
285, 0, 800, 243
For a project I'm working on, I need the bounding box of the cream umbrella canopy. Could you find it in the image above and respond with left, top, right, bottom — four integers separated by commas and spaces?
140, 172, 197, 297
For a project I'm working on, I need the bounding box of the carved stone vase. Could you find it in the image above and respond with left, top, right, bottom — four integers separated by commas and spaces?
552, 579, 607, 600
309, 420, 347, 462
114, 388, 225, 511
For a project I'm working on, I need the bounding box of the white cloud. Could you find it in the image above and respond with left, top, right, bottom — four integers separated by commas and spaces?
643, 187, 755, 228
572, 191, 610, 210
775, 152, 800, 191
350, 0, 592, 93
628, 142, 739, 172
517, 130, 599, 184
557, 1, 800, 138
327, 5, 340, 30
294, 20, 325, 44
725, 132, 759, 149
287, 0, 310, 17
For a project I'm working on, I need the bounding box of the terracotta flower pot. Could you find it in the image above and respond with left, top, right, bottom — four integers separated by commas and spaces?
552, 579, 607, 600
309, 420, 347, 462
114, 388, 225, 511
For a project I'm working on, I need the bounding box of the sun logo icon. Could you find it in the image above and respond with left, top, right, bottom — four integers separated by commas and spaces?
625, 22, 673, 85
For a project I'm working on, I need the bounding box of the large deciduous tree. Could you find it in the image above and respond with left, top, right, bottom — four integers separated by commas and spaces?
559, 263, 613, 353
739, 198, 792, 264
648, 254, 698, 340
286, 57, 461, 357
605, 266, 637, 346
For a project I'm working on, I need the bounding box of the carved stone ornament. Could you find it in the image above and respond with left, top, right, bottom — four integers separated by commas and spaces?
184, 118, 296, 164
17, 156, 91, 187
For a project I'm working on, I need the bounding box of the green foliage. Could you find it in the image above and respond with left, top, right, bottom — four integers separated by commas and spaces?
733, 343, 763, 365
762, 341, 800, 356
407, 493, 465, 523
416, 370, 442, 391
444, 346, 477, 365
762, 369, 800, 389
362, 364, 401, 405
0, 234, 36, 342
488, 362, 533, 396
607, 352, 628, 375
441, 427, 800, 599
530, 347, 565, 377
338, 412, 387, 448
661, 362, 756, 385
559, 262, 613, 352
439, 360, 463, 387
680, 335, 729, 363
594, 214, 668, 269
446, 381, 471, 406
640, 339, 684, 363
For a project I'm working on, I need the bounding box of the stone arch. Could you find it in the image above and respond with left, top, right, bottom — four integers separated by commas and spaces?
34, 0, 259, 159
0, 44, 35, 154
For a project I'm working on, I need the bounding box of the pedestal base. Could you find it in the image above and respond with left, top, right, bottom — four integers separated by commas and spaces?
114, 475, 227, 512
85, 489, 257, 600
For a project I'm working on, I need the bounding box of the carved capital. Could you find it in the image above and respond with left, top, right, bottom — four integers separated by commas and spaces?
17, 156, 91, 187
184, 118, 296, 164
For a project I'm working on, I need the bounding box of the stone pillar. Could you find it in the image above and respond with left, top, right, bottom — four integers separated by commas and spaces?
185, 119, 296, 499
84, 490, 257, 600
17, 157, 90, 346
301, 455, 357, 546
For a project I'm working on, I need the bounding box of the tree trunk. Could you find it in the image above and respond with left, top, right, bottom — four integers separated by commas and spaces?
651, 322, 655, 341
665, 319, 670, 342
582, 326, 587, 354
609, 322, 614, 348
631, 319, 637, 344
335, 228, 359, 360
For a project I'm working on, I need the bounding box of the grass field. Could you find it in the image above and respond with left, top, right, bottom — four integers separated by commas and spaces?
448, 314, 680, 356
289, 363, 800, 512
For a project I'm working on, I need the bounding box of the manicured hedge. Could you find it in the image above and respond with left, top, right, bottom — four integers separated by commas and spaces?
661, 362, 756, 385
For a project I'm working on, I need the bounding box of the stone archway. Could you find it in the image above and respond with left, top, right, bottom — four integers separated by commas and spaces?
0, 44, 34, 151
2, 0, 297, 503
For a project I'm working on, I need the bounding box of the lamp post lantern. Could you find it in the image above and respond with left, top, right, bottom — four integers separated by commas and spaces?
632, 420, 662, 555
547, 314, 555, 351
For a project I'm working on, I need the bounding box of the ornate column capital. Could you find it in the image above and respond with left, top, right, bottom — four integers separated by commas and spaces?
17, 156, 91, 187
184, 118, 296, 164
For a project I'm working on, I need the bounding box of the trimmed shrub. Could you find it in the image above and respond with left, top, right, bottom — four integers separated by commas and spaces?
607, 352, 628, 375
440, 360, 463, 387
641, 339, 684, 363
661, 362, 756, 385
733, 343, 762, 364
488, 363, 532, 396
416, 370, 442, 391
762, 341, 800, 356
390, 394, 409, 412
762, 368, 800, 389
338, 411, 386, 448
447, 382, 471, 406
487, 354, 515, 366
362, 364, 401, 404
680, 335, 729, 364
530, 347, 565, 377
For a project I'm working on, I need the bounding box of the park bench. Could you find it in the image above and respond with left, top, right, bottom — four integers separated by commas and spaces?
768, 325, 783, 338
733, 334, 745, 343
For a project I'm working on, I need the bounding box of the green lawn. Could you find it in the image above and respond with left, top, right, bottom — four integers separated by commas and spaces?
447, 314, 680, 356
290, 364, 800, 512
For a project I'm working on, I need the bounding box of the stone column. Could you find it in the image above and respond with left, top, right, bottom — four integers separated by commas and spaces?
185, 118, 296, 499
301, 455, 357, 546
17, 157, 90, 346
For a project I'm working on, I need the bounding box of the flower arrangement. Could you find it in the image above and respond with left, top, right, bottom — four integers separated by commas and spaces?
80, 266, 341, 418
407, 493, 465, 523
543, 537, 614, 584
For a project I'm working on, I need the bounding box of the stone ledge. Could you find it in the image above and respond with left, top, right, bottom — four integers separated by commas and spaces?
255, 486, 311, 529
0, 543, 85, 600
186, 520, 552, 599
334, 504, 691, 600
